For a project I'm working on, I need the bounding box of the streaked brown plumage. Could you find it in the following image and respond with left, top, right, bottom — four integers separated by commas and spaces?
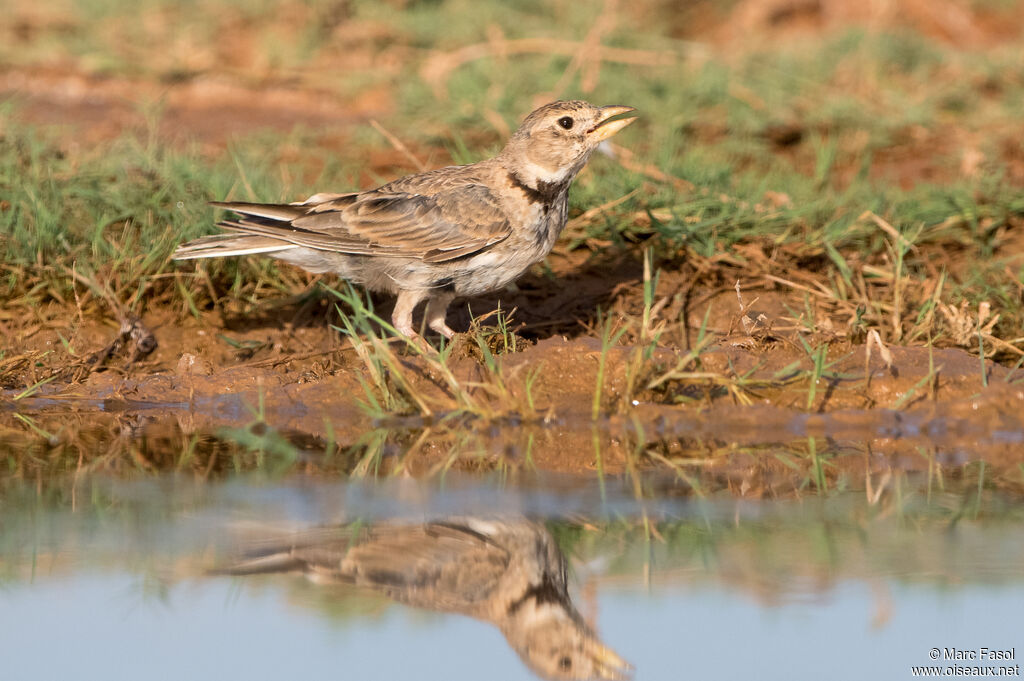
211, 517, 632, 681
173, 101, 636, 339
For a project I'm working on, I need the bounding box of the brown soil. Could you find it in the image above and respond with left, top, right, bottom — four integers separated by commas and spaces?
4, 267, 1023, 495
0, 66, 375, 149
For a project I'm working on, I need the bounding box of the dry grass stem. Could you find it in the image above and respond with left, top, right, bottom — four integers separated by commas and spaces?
369, 119, 427, 172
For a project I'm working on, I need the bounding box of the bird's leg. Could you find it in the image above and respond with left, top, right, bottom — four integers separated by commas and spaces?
391, 289, 429, 338
424, 292, 457, 339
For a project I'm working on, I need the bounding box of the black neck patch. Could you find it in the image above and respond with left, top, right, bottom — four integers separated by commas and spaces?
507, 573, 568, 615
508, 171, 570, 214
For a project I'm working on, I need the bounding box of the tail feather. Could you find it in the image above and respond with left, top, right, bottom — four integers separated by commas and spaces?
173, 233, 298, 260
175, 200, 323, 261
208, 526, 364, 579
207, 552, 306, 577
210, 200, 306, 222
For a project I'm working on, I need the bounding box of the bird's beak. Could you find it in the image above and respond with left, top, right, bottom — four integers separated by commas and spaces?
589, 641, 634, 680
587, 106, 637, 142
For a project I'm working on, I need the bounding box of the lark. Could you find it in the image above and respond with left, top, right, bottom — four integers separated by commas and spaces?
211, 517, 632, 680
174, 101, 636, 339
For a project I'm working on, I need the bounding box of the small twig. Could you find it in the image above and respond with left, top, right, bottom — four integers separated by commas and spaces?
233, 347, 352, 370
71, 261, 86, 325
515, 317, 584, 332
763, 273, 835, 300
734, 280, 759, 316
67, 266, 124, 320
545, 0, 619, 98
369, 119, 427, 172
981, 334, 1024, 357
859, 210, 919, 254
422, 38, 692, 99
565, 188, 641, 231
604, 142, 694, 192
864, 329, 894, 389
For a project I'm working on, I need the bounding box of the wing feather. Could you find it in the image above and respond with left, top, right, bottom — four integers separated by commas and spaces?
198, 183, 512, 263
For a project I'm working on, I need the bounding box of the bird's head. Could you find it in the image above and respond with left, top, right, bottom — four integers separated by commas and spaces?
501, 100, 637, 189
503, 600, 633, 681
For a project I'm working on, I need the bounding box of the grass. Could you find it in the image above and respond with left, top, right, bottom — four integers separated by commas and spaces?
3, 0, 1024, 482
3, 20, 1023, 348
328, 282, 540, 422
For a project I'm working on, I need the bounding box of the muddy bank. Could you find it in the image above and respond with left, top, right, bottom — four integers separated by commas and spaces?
11, 323, 1020, 421
4, 317, 1023, 492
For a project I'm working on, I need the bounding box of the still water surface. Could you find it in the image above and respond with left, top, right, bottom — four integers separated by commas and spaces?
2, 477, 1022, 681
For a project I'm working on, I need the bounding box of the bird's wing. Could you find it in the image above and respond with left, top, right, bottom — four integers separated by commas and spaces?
339, 521, 513, 613
210, 520, 513, 611
212, 184, 511, 263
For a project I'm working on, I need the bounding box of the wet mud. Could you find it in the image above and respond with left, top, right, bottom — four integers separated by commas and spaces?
4, 287, 1023, 495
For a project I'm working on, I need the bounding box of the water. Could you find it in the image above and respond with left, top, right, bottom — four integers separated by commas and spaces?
2, 476, 1022, 680
4, 577, 1020, 680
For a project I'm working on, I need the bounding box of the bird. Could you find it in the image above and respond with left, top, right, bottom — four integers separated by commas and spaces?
173, 101, 636, 340
210, 516, 633, 681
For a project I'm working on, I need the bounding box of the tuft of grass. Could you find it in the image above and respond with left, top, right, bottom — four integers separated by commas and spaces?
592, 310, 629, 419
327, 283, 538, 424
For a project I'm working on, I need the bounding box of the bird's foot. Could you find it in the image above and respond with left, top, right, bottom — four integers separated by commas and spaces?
393, 328, 436, 355
428, 318, 457, 340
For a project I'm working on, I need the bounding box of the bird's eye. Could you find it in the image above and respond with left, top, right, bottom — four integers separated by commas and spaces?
559, 656, 573, 671
557, 116, 574, 130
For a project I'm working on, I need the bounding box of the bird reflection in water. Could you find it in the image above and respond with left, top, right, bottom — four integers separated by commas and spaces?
211, 517, 632, 681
